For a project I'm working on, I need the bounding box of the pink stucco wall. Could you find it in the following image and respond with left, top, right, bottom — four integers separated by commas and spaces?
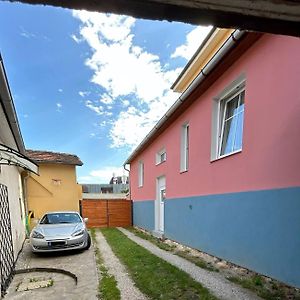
130, 34, 300, 201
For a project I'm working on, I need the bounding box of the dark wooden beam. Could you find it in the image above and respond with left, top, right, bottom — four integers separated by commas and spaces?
4, 0, 300, 36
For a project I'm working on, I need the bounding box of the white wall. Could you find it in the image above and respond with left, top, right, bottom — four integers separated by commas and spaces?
0, 164, 26, 259
0, 102, 26, 260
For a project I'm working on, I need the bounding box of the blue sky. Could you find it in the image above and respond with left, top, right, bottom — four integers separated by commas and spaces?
0, 2, 211, 183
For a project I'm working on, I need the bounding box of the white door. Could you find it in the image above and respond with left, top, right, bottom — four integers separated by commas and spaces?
156, 176, 166, 232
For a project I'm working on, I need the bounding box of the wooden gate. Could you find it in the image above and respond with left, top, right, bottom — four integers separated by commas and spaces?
81, 199, 132, 228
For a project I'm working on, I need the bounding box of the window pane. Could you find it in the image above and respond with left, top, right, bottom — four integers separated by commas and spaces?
233, 110, 244, 151
221, 117, 235, 155
220, 90, 245, 156
225, 95, 239, 120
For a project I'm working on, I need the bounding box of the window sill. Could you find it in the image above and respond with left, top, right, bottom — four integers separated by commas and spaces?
180, 169, 188, 174
211, 149, 242, 163
155, 160, 166, 166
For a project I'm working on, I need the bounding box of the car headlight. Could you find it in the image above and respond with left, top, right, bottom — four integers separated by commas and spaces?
32, 231, 44, 239
72, 229, 85, 237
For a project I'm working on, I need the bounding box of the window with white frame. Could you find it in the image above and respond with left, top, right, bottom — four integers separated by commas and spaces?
211, 75, 245, 160
219, 90, 245, 156
156, 148, 166, 165
138, 161, 144, 187
180, 123, 189, 172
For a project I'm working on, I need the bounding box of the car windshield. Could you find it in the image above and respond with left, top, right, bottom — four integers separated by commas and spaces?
40, 213, 82, 224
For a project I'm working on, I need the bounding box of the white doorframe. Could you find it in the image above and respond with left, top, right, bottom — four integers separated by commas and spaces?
155, 176, 166, 233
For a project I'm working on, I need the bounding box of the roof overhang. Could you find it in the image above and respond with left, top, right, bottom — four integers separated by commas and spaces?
0, 55, 25, 154
124, 30, 262, 165
171, 28, 235, 92
3, 0, 300, 36
0, 143, 39, 175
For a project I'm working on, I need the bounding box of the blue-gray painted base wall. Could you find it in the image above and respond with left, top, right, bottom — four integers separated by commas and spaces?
133, 187, 300, 288
133, 200, 154, 232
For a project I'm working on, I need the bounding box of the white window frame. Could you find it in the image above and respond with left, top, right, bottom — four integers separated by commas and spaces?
180, 123, 189, 172
211, 74, 246, 161
156, 148, 166, 165
138, 161, 144, 187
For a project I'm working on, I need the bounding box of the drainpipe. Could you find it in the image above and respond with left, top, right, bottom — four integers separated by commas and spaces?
22, 171, 31, 236
124, 29, 246, 165
123, 163, 133, 226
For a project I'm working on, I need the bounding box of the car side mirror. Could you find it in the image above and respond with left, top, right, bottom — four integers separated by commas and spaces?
83, 218, 89, 223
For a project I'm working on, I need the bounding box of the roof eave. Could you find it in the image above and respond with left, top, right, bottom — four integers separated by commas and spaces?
0, 54, 25, 154
124, 30, 258, 165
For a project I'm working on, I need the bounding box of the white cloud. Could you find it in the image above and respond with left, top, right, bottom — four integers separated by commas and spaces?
78, 166, 128, 183
122, 100, 130, 107
99, 93, 113, 105
71, 34, 81, 43
58, 88, 63, 92
85, 100, 104, 115
79, 91, 90, 97
20, 26, 36, 39
56, 102, 62, 112
171, 25, 213, 60
72, 10, 184, 149
85, 100, 113, 117
73, 13, 212, 150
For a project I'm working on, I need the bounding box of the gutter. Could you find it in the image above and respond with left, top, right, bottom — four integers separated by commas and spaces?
124, 29, 245, 165
0, 54, 25, 154
170, 26, 216, 90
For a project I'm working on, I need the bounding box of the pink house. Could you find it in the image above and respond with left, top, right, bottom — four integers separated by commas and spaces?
125, 30, 300, 288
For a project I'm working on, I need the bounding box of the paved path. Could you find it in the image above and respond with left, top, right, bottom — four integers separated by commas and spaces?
95, 230, 147, 300
119, 227, 262, 300
5, 240, 98, 300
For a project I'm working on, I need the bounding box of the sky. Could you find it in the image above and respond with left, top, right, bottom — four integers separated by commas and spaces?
0, 2, 211, 183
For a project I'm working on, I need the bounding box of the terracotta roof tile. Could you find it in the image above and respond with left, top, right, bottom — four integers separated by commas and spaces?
26, 150, 83, 166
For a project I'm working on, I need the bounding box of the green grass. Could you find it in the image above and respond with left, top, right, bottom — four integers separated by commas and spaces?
102, 228, 218, 300
175, 250, 219, 272
227, 275, 286, 300
90, 229, 120, 300
128, 227, 176, 251
128, 227, 218, 272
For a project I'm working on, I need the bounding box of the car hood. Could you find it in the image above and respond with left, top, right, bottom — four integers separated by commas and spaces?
34, 223, 83, 238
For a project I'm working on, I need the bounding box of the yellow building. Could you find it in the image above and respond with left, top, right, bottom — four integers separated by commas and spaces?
25, 150, 83, 223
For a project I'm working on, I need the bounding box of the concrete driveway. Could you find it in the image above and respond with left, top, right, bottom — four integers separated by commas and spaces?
4, 240, 98, 300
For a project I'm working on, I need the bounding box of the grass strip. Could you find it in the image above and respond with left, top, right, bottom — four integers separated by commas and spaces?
90, 229, 120, 300
102, 228, 217, 300
128, 227, 218, 272
227, 276, 291, 300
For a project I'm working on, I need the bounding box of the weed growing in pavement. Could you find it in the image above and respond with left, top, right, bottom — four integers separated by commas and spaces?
46, 279, 54, 287
90, 229, 120, 300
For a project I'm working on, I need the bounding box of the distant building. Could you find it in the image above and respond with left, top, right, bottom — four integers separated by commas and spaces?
82, 175, 129, 195
26, 150, 83, 223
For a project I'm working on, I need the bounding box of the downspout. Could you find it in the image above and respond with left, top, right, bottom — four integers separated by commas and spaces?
123, 163, 133, 225
124, 29, 245, 165
22, 171, 31, 236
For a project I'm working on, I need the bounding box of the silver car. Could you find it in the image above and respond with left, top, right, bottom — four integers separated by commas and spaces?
30, 211, 91, 253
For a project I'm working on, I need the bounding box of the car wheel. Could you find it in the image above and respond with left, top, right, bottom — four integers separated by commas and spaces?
85, 234, 91, 250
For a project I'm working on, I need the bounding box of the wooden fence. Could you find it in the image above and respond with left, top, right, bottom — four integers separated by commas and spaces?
81, 199, 132, 228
